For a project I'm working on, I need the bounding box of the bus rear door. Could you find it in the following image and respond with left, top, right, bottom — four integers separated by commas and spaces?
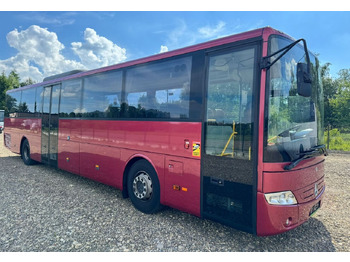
41, 84, 60, 167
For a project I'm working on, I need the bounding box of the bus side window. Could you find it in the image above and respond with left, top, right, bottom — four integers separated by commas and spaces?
60, 79, 83, 118
19, 88, 37, 117
82, 70, 122, 118
125, 56, 192, 119
7, 91, 22, 117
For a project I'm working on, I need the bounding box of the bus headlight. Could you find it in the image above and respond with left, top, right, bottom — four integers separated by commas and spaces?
264, 191, 297, 205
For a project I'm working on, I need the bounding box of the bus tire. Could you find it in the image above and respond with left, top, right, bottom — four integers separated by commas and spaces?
21, 139, 36, 166
127, 159, 162, 214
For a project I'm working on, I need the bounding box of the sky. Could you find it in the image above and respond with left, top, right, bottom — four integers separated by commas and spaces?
1, 8, 350, 82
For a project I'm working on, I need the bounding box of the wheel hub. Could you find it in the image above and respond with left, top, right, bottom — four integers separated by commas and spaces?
132, 172, 153, 200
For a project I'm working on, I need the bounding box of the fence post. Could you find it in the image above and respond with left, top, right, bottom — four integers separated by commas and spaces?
327, 124, 330, 150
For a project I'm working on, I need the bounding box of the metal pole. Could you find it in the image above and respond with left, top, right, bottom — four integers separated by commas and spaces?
327, 123, 330, 150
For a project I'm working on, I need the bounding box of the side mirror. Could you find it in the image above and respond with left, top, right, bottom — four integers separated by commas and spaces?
297, 62, 312, 97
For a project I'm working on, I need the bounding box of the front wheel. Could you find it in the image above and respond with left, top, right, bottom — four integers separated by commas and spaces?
21, 139, 36, 165
127, 160, 162, 214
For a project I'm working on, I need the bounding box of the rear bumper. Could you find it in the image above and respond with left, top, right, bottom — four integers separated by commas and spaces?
256, 186, 325, 236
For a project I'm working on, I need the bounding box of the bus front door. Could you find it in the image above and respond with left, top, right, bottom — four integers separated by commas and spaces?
41, 85, 60, 167
202, 45, 258, 234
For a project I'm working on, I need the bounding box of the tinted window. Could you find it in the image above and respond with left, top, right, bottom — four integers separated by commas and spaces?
59, 79, 82, 117
36, 86, 43, 115
125, 56, 192, 119
7, 91, 22, 117
20, 87, 37, 116
82, 71, 122, 118
42, 87, 51, 114
51, 85, 60, 115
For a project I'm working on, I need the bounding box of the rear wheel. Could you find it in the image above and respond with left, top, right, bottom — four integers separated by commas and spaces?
21, 139, 35, 165
127, 159, 162, 214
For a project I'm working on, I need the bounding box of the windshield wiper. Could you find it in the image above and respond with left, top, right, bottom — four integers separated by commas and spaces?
278, 124, 301, 138
284, 144, 328, 171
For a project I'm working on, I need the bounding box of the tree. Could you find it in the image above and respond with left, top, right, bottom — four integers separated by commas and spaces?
0, 71, 18, 110
320, 63, 338, 127
7, 70, 21, 89
0, 72, 7, 110
330, 69, 350, 130
20, 78, 36, 87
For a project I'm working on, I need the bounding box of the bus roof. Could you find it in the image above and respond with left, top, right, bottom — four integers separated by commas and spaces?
7, 27, 285, 93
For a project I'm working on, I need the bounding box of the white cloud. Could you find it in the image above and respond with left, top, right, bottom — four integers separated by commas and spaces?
0, 54, 43, 82
0, 25, 84, 82
159, 45, 168, 53
167, 19, 191, 47
163, 20, 228, 50
18, 12, 76, 26
198, 21, 226, 39
71, 28, 127, 69
0, 25, 127, 83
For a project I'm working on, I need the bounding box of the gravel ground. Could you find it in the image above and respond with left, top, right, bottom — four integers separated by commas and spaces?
0, 133, 349, 252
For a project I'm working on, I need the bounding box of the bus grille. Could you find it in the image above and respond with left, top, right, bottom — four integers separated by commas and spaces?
299, 179, 325, 202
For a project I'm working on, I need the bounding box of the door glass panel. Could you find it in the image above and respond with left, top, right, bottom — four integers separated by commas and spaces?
41, 85, 60, 166
205, 48, 255, 160
49, 85, 60, 162
41, 87, 51, 162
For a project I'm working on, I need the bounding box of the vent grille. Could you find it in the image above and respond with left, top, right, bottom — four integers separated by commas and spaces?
300, 179, 324, 202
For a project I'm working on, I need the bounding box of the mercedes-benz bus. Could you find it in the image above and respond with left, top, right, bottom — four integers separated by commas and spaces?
4, 27, 326, 235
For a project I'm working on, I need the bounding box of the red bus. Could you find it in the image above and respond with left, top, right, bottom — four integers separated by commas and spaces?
4, 27, 326, 236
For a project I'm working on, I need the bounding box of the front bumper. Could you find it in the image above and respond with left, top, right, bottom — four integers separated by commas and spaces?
256, 185, 325, 236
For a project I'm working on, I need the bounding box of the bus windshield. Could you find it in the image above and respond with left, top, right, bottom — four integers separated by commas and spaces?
264, 35, 324, 163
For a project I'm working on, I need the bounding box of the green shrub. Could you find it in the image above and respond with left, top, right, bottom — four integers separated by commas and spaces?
325, 129, 350, 151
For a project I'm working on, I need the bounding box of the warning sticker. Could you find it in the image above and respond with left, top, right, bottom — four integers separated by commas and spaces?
192, 142, 201, 157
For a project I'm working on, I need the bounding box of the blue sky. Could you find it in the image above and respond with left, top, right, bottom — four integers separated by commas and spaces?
0, 10, 350, 82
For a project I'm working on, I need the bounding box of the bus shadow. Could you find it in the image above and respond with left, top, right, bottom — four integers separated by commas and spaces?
257, 217, 336, 252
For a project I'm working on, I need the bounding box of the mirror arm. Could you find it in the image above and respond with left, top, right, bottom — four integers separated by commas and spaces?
261, 38, 311, 72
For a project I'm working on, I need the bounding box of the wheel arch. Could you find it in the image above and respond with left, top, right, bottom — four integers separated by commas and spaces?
122, 154, 159, 199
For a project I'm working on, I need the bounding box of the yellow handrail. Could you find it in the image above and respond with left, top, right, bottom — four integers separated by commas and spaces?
220, 121, 237, 157
267, 135, 278, 143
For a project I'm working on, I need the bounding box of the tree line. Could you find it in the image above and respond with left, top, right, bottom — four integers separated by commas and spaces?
1, 65, 350, 132
321, 64, 350, 131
